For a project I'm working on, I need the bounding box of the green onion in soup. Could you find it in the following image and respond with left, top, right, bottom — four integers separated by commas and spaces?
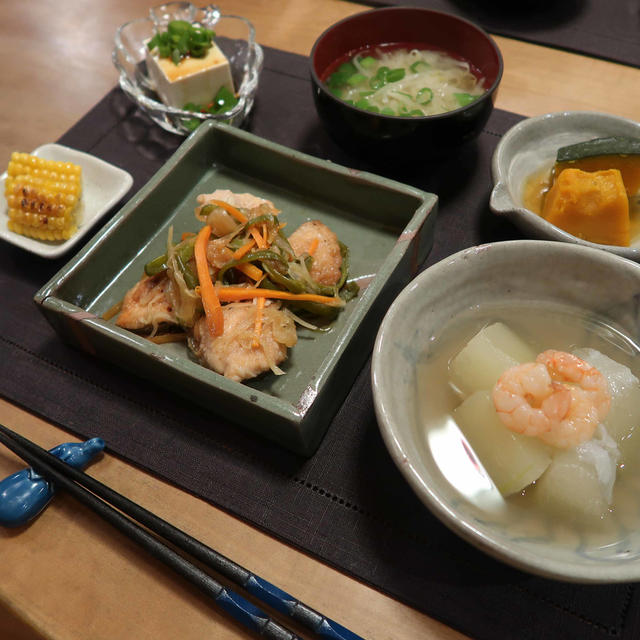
325, 48, 486, 117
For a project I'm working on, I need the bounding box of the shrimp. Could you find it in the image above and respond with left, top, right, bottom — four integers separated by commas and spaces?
492, 350, 611, 449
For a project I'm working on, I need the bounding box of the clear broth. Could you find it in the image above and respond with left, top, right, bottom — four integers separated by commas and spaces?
416, 301, 640, 546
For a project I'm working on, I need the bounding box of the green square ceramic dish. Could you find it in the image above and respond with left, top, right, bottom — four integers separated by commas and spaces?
35, 121, 437, 455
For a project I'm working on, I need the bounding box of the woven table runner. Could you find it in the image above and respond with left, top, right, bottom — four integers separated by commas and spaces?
350, 0, 640, 68
2, 46, 640, 640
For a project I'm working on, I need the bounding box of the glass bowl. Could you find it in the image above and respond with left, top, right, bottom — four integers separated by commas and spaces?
113, 2, 263, 135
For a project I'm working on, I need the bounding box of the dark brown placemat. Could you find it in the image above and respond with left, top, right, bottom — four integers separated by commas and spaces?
2, 46, 640, 640
348, 0, 640, 68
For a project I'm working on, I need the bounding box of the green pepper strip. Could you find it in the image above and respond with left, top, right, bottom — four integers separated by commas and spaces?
144, 242, 196, 289
336, 242, 350, 290
144, 253, 168, 276
261, 260, 307, 294
216, 250, 287, 283
274, 229, 296, 261
238, 214, 279, 234
175, 252, 198, 289
257, 242, 357, 319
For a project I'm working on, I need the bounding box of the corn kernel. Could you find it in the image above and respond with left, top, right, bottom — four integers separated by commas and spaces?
4, 152, 82, 241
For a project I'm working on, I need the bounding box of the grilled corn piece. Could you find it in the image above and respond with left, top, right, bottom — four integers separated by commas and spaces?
4, 152, 82, 241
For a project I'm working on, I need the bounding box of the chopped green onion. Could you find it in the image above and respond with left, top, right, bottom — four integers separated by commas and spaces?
183, 118, 201, 132
416, 87, 433, 105
410, 61, 431, 73
337, 61, 357, 75
168, 20, 191, 35
386, 68, 406, 83
210, 85, 238, 113
181, 85, 239, 130
328, 72, 349, 88
369, 77, 384, 90
454, 92, 478, 107
347, 73, 367, 86
355, 98, 371, 110
381, 107, 395, 116
147, 20, 215, 64
359, 56, 377, 69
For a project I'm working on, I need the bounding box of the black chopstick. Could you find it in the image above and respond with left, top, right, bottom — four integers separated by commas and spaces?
0, 424, 363, 640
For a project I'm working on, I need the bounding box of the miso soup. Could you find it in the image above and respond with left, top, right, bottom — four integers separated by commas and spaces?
323, 45, 486, 117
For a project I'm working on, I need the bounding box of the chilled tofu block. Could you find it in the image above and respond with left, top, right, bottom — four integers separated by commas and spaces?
573, 348, 640, 446
449, 322, 537, 397
147, 42, 234, 109
532, 425, 620, 520
453, 390, 552, 496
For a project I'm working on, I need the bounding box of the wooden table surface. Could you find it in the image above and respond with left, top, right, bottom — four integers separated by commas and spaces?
1, 2, 640, 639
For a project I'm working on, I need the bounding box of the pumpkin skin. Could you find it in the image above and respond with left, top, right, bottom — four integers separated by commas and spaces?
555, 136, 640, 196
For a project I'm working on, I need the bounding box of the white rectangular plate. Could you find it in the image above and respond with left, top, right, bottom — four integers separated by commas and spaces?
0, 143, 133, 258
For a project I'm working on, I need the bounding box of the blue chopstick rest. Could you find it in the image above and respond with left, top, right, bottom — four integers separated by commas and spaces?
0, 437, 105, 527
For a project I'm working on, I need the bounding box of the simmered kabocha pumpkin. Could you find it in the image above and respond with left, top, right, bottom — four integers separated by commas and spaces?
542, 168, 630, 246
555, 136, 640, 196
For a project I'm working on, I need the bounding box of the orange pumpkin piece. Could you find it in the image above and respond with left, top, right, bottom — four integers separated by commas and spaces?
541, 168, 630, 247
556, 156, 640, 197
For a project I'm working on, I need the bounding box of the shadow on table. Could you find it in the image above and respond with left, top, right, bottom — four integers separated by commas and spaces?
440, 0, 587, 31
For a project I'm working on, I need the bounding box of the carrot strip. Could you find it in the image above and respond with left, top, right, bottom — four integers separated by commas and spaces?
195, 225, 224, 336
236, 262, 263, 281
102, 300, 122, 321
232, 238, 255, 260
250, 227, 267, 249
181, 231, 196, 242
252, 297, 265, 348
308, 237, 319, 256
208, 199, 247, 224
215, 286, 343, 307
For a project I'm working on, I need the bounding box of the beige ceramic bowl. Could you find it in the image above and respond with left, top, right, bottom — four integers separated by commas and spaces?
490, 111, 640, 261
372, 240, 640, 582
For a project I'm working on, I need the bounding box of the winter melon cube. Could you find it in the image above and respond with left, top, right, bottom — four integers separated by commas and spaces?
573, 348, 640, 446
449, 322, 537, 397
532, 425, 619, 521
453, 390, 552, 496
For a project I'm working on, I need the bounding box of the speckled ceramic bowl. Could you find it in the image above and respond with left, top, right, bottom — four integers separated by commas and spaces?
490, 111, 640, 261
372, 240, 640, 582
